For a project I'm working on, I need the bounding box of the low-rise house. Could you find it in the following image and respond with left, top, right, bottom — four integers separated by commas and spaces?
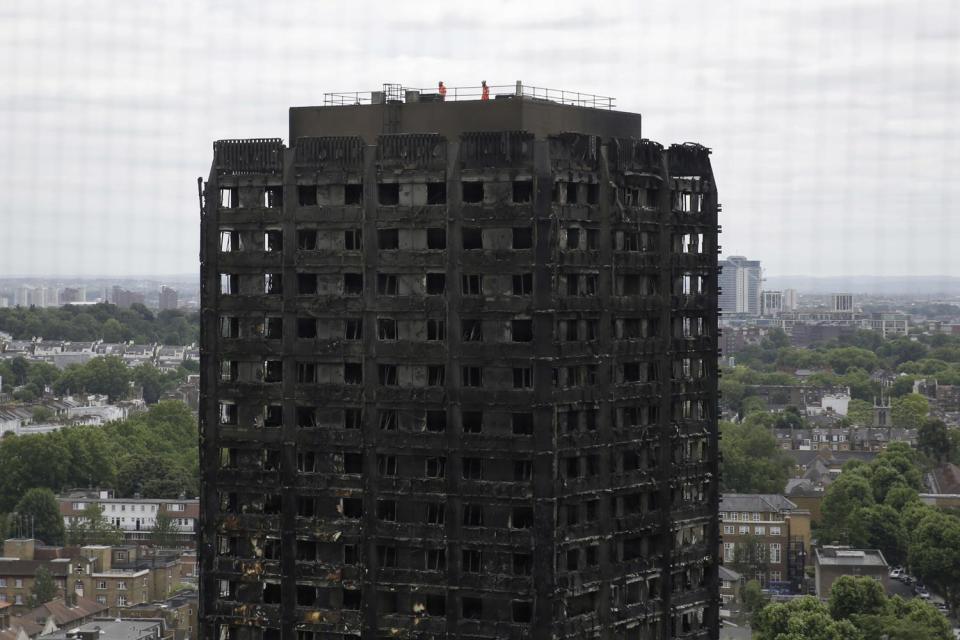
814, 546, 889, 598
718, 566, 742, 610
11, 597, 109, 637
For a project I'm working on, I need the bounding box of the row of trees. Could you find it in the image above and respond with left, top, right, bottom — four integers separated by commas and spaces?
754, 576, 953, 640
818, 443, 960, 611
0, 303, 198, 345
0, 355, 197, 403
0, 401, 198, 514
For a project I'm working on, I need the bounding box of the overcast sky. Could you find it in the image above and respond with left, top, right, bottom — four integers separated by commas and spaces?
1, 0, 957, 277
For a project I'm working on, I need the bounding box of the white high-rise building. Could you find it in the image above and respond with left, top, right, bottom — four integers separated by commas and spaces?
832, 293, 854, 313
783, 288, 798, 311
761, 290, 784, 316
719, 256, 762, 315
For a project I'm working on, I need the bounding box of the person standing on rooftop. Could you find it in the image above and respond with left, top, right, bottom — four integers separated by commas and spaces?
481, 81, 489, 101
438, 81, 447, 100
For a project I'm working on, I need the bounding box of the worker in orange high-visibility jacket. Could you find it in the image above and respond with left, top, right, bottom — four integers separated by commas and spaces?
438, 81, 447, 100
481, 80, 490, 101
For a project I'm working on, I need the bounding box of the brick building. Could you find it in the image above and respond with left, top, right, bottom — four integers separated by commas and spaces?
199, 83, 720, 639
719, 495, 810, 591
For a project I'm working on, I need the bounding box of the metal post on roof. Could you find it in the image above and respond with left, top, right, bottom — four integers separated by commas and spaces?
516, 80, 522, 97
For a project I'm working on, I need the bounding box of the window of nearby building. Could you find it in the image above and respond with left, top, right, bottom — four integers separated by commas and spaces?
769, 543, 781, 563
770, 526, 782, 536
770, 571, 782, 582
755, 526, 766, 536
15, 579, 22, 588
98, 581, 107, 589
117, 581, 127, 591
753, 512, 761, 522
96, 596, 106, 605
118, 594, 128, 607
15, 595, 23, 605
0, 578, 6, 587
730, 512, 738, 521
723, 543, 734, 563
738, 526, 749, 535
723, 525, 734, 535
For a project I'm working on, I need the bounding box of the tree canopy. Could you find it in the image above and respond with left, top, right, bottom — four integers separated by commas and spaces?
0, 303, 198, 344
720, 418, 793, 493
13, 488, 65, 545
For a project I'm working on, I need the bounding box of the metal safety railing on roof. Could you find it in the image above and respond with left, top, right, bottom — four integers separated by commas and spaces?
323, 82, 615, 110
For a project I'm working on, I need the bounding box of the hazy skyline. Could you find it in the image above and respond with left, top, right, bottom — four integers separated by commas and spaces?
2, 0, 958, 277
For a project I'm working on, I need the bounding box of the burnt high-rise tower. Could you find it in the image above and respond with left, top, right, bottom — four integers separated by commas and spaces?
199, 83, 720, 640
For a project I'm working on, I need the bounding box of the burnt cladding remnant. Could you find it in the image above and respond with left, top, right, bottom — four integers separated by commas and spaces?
198, 85, 720, 640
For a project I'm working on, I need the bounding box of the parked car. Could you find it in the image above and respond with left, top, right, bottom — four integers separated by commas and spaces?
914, 585, 931, 599
889, 567, 903, 579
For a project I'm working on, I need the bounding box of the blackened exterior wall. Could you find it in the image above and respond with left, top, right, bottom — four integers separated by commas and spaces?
199, 99, 719, 640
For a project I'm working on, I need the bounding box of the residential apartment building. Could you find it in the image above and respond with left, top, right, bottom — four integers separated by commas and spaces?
0, 541, 182, 613
719, 495, 810, 591
58, 491, 197, 547
199, 83, 721, 639
718, 256, 761, 316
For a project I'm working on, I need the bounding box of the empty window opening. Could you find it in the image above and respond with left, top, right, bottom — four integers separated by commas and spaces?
462, 274, 483, 295
513, 553, 532, 576
462, 319, 483, 341
263, 404, 283, 427
344, 229, 363, 250
297, 273, 317, 295
513, 367, 533, 389
297, 451, 318, 472
342, 589, 361, 610
514, 459, 533, 481
263, 582, 282, 604
343, 273, 363, 295
344, 183, 363, 205
427, 181, 446, 205
379, 409, 398, 431
220, 230, 240, 252
513, 273, 533, 295
219, 316, 239, 338
220, 273, 238, 295
586, 183, 599, 204
219, 187, 238, 209
377, 273, 398, 295
297, 362, 317, 384
264, 273, 282, 295
344, 362, 363, 384
426, 504, 445, 525
297, 318, 317, 339
379, 364, 398, 386
263, 361, 283, 383
220, 360, 237, 382
377, 545, 397, 567
425, 594, 446, 616
462, 549, 482, 573
341, 499, 363, 519
263, 186, 283, 208
427, 319, 446, 341
462, 366, 483, 387
378, 228, 399, 250
297, 185, 317, 206
378, 183, 400, 205
462, 227, 483, 249
512, 413, 534, 435
427, 365, 445, 386
511, 507, 533, 529
377, 455, 397, 477
426, 227, 447, 249
426, 273, 446, 295
263, 316, 282, 339
512, 180, 533, 203
344, 408, 363, 430
462, 410, 483, 433
462, 457, 482, 479
345, 318, 363, 340
512, 227, 533, 249
566, 182, 579, 204
567, 228, 581, 250
511, 319, 533, 342
426, 410, 447, 432
462, 504, 483, 527
297, 229, 317, 250
462, 181, 484, 203
512, 601, 532, 623
425, 456, 446, 478
377, 318, 397, 340
219, 402, 237, 425
296, 407, 316, 428
264, 230, 282, 252
343, 453, 363, 473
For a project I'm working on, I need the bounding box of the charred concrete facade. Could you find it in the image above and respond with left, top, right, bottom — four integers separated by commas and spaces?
199, 95, 720, 640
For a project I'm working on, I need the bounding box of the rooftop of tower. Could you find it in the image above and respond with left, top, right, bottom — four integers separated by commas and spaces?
288, 81, 641, 142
